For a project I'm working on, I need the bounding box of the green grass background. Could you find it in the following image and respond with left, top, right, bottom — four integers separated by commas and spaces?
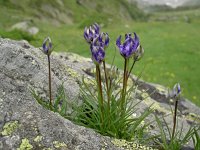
0, 1, 200, 106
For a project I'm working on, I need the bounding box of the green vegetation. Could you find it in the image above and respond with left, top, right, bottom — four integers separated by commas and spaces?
31, 20, 200, 106
32, 29, 198, 149
155, 115, 195, 150
0, 1, 200, 106
192, 127, 200, 149
0, 29, 36, 42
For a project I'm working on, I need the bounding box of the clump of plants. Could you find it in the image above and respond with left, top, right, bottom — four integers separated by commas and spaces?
32, 23, 199, 149
73, 23, 152, 142
154, 83, 198, 150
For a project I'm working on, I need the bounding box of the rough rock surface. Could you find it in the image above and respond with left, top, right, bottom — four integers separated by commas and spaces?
0, 38, 199, 150
0, 38, 120, 150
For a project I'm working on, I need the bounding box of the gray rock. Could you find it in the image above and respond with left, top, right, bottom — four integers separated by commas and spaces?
0, 38, 199, 149
27, 27, 39, 35
11, 21, 39, 35
0, 38, 120, 150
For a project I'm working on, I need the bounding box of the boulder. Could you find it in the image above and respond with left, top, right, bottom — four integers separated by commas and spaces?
0, 38, 199, 149
0, 38, 119, 150
11, 21, 39, 35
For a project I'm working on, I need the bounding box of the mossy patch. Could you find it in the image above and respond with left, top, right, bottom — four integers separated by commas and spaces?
1, 121, 19, 136
53, 141, 67, 149
17, 138, 33, 150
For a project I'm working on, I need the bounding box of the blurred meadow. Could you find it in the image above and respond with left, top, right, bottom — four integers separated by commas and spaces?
0, 0, 200, 106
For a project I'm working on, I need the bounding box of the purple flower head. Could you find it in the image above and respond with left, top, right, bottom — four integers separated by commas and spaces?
92, 32, 110, 49
42, 37, 52, 55
100, 32, 109, 48
89, 33, 109, 64
116, 32, 140, 58
90, 45, 105, 64
84, 23, 100, 44
84, 23, 109, 64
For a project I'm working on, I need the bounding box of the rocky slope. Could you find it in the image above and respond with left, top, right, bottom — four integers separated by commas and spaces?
136, 0, 200, 12
0, 0, 145, 28
0, 38, 199, 149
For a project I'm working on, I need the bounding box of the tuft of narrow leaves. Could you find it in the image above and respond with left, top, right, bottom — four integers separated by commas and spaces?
31, 84, 69, 117
192, 127, 200, 150
154, 114, 196, 150
71, 71, 155, 143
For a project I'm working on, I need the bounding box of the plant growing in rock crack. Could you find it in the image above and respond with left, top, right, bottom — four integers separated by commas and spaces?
31, 37, 69, 115
30, 23, 199, 149
71, 23, 154, 143
42, 37, 53, 108
154, 83, 197, 150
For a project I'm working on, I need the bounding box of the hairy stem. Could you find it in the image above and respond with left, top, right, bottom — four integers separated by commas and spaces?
47, 55, 52, 108
172, 99, 178, 139
96, 65, 104, 123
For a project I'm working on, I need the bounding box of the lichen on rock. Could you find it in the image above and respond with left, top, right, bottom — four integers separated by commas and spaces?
33, 135, 43, 142
53, 141, 67, 149
111, 139, 157, 150
1, 121, 19, 136
17, 138, 33, 150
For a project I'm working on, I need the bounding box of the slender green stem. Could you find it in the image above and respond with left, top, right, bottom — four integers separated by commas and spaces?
127, 60, 136, 79
47, 55, 52, 108
121, 58, 128, 111
103, 61, 110, 111
96, 65, 104, 123
172, 99, 178, 139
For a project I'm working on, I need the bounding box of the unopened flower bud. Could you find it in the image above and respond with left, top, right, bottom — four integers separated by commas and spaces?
169, 83, 181, 99
134, 45, 144, 61
42, 37, 52, 55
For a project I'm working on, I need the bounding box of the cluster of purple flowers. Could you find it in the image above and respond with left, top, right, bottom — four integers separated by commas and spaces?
84, 23, 109, 64
84, 23, 143, 63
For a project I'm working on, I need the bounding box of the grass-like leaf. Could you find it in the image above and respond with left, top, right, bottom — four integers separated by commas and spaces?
192, 127, 200, 150
154, 114, 196, 150
71, 74, 155, 144
30, 84, 69, 117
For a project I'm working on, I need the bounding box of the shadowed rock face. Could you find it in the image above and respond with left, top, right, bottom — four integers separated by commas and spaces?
0, 38, 199, 149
